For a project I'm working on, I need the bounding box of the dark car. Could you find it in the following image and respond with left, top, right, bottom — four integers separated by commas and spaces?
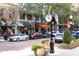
31, 32, 43, 39
43, 32, 49, 38
72, 31, 79, 39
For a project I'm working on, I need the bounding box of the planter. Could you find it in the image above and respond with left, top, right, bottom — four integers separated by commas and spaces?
32, 44, 49, 56
36, 48, 45, 56
58, 43, 79, 49
34, 51, 37, 56
41, 42, 49, 48
44, 48, 50, 55
33, 48, 49, 56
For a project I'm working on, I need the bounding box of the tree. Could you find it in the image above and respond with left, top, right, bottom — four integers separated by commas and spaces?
18, 3, 74, 24
63, 28, 72, 44
18, 3, 47, 16
49, 3, 74, 24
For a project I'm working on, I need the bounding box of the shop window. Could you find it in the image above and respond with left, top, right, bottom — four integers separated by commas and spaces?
27, 14, 32, 20
35, 16, 39, 21
20, 13, 25, 19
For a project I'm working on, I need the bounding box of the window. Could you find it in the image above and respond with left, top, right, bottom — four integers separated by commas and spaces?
20, 13, 25, 19
35, 16, 39, 21
0, 8, 4, 16
27, 14, 32, 20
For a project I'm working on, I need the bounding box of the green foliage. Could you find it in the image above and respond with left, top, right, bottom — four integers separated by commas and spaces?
18, 3, 75, 24
19, 3, 47, 16
63, 28, 72, 44
71, 39, 79, 43
41, 39, 49, 43
32, 44, 44, 51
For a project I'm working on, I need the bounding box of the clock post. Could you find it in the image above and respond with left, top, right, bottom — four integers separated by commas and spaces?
50, 20, 54, 53
45, 12, 58, 53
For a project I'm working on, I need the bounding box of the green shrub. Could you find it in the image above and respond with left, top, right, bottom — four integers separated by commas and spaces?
32, 44, 44, 51
71, 39, 79, 43
63, 28, 72, 44
41, 39, 49, 43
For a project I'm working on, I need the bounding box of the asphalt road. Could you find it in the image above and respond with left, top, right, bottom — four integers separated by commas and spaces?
0, 39, 42, 52
0, 37, 59, 52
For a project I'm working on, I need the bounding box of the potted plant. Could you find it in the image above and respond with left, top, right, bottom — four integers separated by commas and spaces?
41, 39, 49, 55
41, 39, 49, 47
32, 44, 45, 56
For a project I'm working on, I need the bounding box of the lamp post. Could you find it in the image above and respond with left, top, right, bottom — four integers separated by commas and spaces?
45, 12, 58, 53
70, 15, 73, 25
70, 15, 73, 20
69, 15, 73, 30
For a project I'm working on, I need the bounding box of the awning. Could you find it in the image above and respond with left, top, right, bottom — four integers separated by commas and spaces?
11, 22, 24, 27
41, 24, 49, 29
19, 21, 32, 29
33, 23, 49, 29
17, 22, 24, 26
0, 21, 5, 26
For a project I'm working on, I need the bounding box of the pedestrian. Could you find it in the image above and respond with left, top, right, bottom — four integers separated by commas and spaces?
3, 32, 10, 40
3, 28, 13, 40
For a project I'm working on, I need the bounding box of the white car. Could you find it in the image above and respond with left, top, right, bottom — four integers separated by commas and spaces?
54, 31, 63, 43
8, 34, 29, 42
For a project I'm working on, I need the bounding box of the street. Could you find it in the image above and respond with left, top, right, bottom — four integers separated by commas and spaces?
0, 38, 50, 52
1, 38, 79, 56
0, 39, 41, 52
0, 38, 59, 52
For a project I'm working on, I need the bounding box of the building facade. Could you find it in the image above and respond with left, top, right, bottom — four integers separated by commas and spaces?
0, 3, 20, 35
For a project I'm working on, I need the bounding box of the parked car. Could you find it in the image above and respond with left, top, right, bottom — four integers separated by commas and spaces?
8, 34, 29, 42
52, 31, 63, 43
31, 32, 43, 39
43, 31, 56, 38
72, 31, 79, 39
42, 32, 49, 38
54, 33, 63, 43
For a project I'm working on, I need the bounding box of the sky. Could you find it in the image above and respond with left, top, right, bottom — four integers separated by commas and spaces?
0, 0, 79, 3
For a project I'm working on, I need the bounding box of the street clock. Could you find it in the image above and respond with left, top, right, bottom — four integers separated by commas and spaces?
45, 14, 52, 23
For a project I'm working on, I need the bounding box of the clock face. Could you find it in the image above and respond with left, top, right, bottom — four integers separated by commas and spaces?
45, 14, 52, 22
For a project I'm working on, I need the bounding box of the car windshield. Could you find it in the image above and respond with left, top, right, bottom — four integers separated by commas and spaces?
76, 32, 79, 34
13, 34, 26, 36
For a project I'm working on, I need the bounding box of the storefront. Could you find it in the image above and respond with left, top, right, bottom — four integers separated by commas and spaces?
33, 23, 49, 34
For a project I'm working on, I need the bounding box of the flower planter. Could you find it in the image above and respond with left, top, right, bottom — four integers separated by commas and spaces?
33, 48, 49, 56
44, 48, 50, 55
32, 44, 49, 56
41, 42, 49, 48
58, 43, 79, 49
34, 51, 37, 56
36, 48, 45, 56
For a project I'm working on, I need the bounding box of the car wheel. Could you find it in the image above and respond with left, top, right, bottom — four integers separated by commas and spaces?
55, 39, 63, 43
26, 37, 29, 41
16, 39, 19, 42
16, 38, 19, 42
9, 39, 13, 42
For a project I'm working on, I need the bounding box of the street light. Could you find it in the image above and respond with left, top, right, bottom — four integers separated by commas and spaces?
69, 15, 73, 29
45, 12, 58, 53
70, 15, 73, 20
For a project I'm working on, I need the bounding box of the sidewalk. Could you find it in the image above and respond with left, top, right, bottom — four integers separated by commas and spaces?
0, 46, 79, 57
